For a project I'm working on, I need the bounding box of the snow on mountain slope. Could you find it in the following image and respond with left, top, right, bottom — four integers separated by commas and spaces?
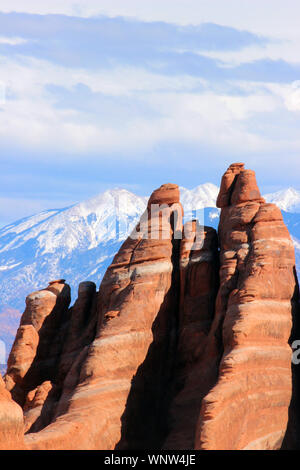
265, 188, 300, 213
0, 183, 300, 365
0, 189, 147, 302
0, 188, 149, 364
0, 190, 147, 257
1, 183, 300, 312
180, 183, 219, 210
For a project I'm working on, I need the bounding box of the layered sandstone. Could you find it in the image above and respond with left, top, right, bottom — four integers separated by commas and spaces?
5, 280, 71, 408
0, 166, 298, 451
10, 184, 185, 450
0, 374, 24, 449
194, 163, 298, 450
163, 221, 219, 449
4, 279, 99, 437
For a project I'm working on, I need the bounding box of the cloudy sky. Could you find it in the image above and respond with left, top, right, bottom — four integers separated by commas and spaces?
0, 1, 300, 226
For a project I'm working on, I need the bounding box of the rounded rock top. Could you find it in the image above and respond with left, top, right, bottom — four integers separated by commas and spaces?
228, 163, 245, 170
48, 279, 66, 285
148, 183, 180, 207
26, 290, 57, 302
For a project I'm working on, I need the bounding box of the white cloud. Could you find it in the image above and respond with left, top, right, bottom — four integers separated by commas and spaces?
282, 81, 300, 112
0, 0, 299, 38
140, 91, 280, 153
0, 56, 294, 158
0, 55, 206, 97
259, 81, 300, 113
197, 39, 300, 67
218, 94, 279, 119
0, 1, 299, 225
0, 53, 299, 162
0, 36, 27, 45
1, 1, 299, 66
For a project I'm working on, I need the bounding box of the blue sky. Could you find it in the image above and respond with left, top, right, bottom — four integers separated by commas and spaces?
0, 1, 300, 226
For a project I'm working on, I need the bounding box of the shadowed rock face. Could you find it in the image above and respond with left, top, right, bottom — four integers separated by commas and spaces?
4, 279, 98, 436
0, 165, 299, 450
5, 280, 71, 407
163, 222, 219, 450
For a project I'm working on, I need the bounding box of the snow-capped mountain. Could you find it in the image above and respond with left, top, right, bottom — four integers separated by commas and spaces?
0, 184, 219, 306
0, 189, 148, 258
264, 188, 300, 272
0, 189, 147, 309
180, 183, 219, 210
0, 188, 149, 364
265, 188, 300, 213
0, 183, 300, 365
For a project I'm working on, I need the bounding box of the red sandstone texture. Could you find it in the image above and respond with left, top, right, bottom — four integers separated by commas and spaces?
5, 280, 71, 407
163, 221, 219, 449
5, 184, 185, 450
0, 374, 24, 449
193, 163, 298, 450
0, 165, 299, 450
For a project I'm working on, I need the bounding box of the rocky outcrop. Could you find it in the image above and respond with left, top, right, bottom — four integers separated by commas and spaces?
194, 163, 298, 450
163, 222, 219, 449
0, 165, 299, 450
163, 165, 298, 451
4, 278, 98, 437
5, 280, 71, 408
0, 374, 24, 449
5, 184, 187, 450
0, 306, 21, 375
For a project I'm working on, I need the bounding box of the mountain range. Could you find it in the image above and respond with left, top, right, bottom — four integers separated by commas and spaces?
1, 183, 300, 364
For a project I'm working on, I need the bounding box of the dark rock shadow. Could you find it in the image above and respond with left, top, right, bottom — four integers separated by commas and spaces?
115, 228, 181, 450
114, 285, 179, 450
282, 266, 300, 449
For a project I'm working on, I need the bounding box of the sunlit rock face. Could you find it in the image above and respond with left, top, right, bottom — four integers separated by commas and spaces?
0, 374, 24, 450
0, 164, 299, 450
2, 184, 185, 450
194, 163, 298, 450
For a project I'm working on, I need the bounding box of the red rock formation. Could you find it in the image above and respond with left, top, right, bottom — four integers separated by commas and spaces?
194, 163, 297, 450
4, 279, 98, 437
0, 307, 21, 351
23, 381, 53, 433
163, 221, 219, 449
1, 167, 298, 451
0, 374, 24, 449
7, 184, 184, 450
4, 280, 71, 408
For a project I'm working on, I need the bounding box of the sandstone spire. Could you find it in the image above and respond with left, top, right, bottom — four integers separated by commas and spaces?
1, 165, 299, 450
8, 184, 185, 450
194, 163, 298, 450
